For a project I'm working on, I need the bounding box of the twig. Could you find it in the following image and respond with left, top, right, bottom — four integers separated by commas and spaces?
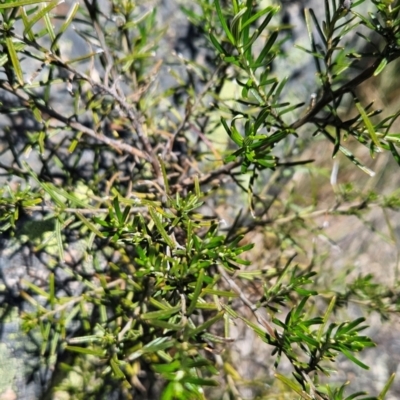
163, 63, 225, 158
291, 55, 393, 130
0, 81, 147, 160
0, 205, 148, 215
218, 265, 276, 338
11, 31, 161, 176
269, 201, 376, 226
175, 160, 241, 191
20, 278, 124, 323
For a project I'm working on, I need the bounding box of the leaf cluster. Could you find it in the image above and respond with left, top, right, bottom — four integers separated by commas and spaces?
0, 0, 399, 399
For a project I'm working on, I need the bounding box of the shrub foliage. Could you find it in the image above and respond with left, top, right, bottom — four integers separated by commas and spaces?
0, 0, 400, 399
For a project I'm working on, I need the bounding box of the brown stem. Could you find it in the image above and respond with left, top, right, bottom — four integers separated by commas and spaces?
291, 56, 388, 130
0, 81, 147, 160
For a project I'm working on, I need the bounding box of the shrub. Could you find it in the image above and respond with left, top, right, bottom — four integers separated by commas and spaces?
0, 0, 399, 399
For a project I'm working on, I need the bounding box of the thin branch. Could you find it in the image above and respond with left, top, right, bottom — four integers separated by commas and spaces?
175, 160, 241, 191
291, 55, 393, 130
10, 31, 161, 176
20, 278, 124, 323
218, 265, 276, 339
0, 81, 147, 160
0, 205, 148, 215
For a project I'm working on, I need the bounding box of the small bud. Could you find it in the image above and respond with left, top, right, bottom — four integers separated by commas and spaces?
342, 0, 352, 10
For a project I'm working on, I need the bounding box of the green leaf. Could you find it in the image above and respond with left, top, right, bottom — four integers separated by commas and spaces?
52, 2, 80, 50
22, 0, 61, 36
189, 311, 225, 337
273, 76, 288, 101
187, 269, 204, 315
230, 7, 247, 43
374, 57, 388, 76
214, 0, 235, 44
345, 392, 370, 400
308, 8, 327, 47
49, 273, 55, 308
278, 102, 305, 116
201, 288, 238, 297
75, 212, 105, 238
110, 355, 126, 380
158, 155, 170, 194
21, 7, 35, 40
293, 296, 309, 321
274, 373, 313, 399
317, 296, 336, 341
148, 207, 175, 249
43, 2, 56, 42
5, 36, 24, 86
389, 142, 400, 166
221, 117, 243, 146
355, 99, 381, 149
152, 360, 181, 373
230, 123, 244, 147
243, 7, 279, 52
21, 279, 49, 298
240, 6, 274, 31
145, 319, 182, 330
65, 345, 105, 357
337, 317, 366, 335
55, 217, 64, 260
0, 0, 50, 8
255, 30, 278, 66
295, 332, 319, 347
149, 297, 172, 311
113, 196, 123, 223
321, 131, 376, 176
141, 305, 181, 320
341, 145, 376, 175
339, 347, 370, 370
378, 373, 396, 400
67, 335, 102, 344
141, 337, 175, 353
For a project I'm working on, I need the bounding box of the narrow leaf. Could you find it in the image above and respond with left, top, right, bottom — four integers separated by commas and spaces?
75, 212, 105, 238
113, 197, 123, 223
318, 296, 336, 341
141, 305, 181, 320
0, 0, 50, 8
42, 2, 56, 42
255, 30, 278, 66
309, 8, 327, 47
355, 99, 380, 149
189, 311, 225, 337
5, 36, 24, 86
54, 2, 79, 45
22, 0, 61, 36
378, 373, 396, 400
65, 345, 105, 357
55, 217, 64, 260
187, 269, 204, 315
21, 7, 35, 41
240, 6, 275, 31
214, 0, 235, 44
201, 288, 238, 297
110, 355, 126, 380
374, 57, 388, 76
340, 347, 369, 369
148, 207, 175, 248
209, 31, 228, 55
274, 373, 313, 399
157, 155, 170, 194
